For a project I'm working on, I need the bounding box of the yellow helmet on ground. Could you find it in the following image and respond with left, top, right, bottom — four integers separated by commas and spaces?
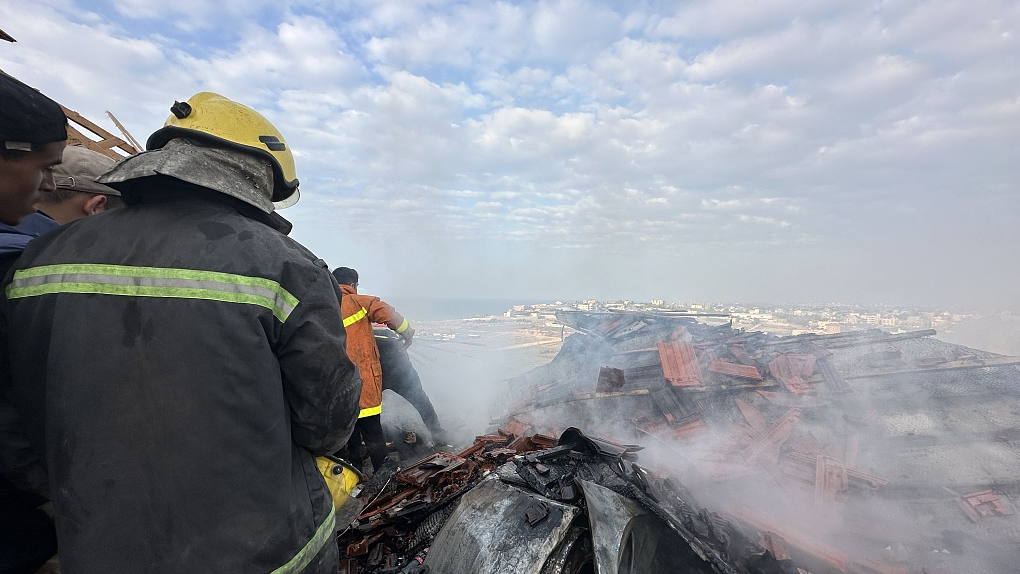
316, 456, 366, 530
146, 92, 299, 206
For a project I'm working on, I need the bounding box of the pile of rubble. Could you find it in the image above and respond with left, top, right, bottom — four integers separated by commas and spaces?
337, 432, 559, 573
339, 426, 757, 574
497, 311, 1020, 573
337, 310, 1020, 573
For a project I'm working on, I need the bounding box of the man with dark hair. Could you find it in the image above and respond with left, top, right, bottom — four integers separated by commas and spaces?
332, 265, 359, 288
0, 72, 66, 228
332, 266, 415, 473
2, 92, 361, 573
0, 71, 66, 574
1, 146, 124, 281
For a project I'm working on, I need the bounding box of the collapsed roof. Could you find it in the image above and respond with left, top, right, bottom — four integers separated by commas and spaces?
337, 310, 1020, 573
496, 310, 1020, 573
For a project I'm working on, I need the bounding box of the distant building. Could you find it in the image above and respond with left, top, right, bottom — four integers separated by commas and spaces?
821, 322, 842, 334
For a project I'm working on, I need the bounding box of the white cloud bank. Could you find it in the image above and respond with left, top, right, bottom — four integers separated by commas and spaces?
1, 0, 1017, 308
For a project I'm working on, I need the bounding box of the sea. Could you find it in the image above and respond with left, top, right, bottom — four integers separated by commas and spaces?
383, 297, 552, 322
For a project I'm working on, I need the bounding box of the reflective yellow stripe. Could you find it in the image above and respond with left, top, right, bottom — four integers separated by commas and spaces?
395, 318, 409, 333
7, 264, 299, 323
343, 307, 367, 328
358, 405, 381, 418
269, 505, 335, 574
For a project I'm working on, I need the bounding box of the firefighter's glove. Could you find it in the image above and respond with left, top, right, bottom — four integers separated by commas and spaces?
399, 327, 416, 349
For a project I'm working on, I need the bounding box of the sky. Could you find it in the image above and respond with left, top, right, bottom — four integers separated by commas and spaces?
1, 0, 1018, 309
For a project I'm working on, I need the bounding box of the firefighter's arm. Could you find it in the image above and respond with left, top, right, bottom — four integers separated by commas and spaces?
278, 264, 362, 454
363, 296, 414, 347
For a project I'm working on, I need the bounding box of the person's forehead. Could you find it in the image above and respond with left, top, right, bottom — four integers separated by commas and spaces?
37, 140, 66, 164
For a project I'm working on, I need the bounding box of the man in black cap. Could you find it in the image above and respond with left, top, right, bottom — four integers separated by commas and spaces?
0, 72, 67, 226
0, 71, 66, 574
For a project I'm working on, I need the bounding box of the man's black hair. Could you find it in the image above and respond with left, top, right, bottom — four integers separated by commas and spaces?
332, 267, 358, 286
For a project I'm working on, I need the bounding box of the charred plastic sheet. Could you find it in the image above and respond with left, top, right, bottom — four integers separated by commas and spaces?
337, 427, 746, 574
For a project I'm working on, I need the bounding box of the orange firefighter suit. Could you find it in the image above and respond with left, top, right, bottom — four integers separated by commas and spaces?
338, 284, 411, 418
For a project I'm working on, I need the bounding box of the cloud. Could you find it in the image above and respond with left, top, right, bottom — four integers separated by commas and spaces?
1, 0, 1017, 307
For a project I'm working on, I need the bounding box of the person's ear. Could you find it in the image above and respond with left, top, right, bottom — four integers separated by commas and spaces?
83, 194, 107, 215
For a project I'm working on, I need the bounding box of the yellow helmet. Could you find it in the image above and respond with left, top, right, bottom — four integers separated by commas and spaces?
316, 456, 365, 529
146, 92, 299, 206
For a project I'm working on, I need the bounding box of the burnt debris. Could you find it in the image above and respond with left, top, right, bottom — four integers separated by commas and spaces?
337, 310, 1020, 573
494, 310, 1020, 573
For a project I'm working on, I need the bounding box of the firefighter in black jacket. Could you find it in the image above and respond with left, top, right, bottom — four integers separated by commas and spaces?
0, 92, 362, 573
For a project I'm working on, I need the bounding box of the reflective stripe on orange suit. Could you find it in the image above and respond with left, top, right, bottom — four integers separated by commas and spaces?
339, 284, 408, 417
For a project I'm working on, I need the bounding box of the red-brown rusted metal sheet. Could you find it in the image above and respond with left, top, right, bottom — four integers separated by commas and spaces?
593, 316, 626, 335
709, 358, 763, 380
957, 490, 1013, 522
735, 398, 768, 434
729, 344, 758, 366
503, 419, 531, 438
759, 531, 791, 561
743, 409, 801, 464
769, 354, 816, 394
729, 506, 849, 572
781, 452, 889, 490
851, 559, 911, 574
396, 452, 467, 488
657, 340, 703, 387
813, 455, 849, 510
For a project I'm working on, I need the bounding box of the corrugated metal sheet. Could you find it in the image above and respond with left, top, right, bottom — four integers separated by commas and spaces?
708, 359, 763, 380
658, 341, 703, 387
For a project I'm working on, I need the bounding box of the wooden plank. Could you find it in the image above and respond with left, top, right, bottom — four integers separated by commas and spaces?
107, 111, 143, 151
60, 105, 139, 159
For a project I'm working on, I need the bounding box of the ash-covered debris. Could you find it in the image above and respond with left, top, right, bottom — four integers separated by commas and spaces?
492, 310, 1020, 573
338, 427, 755, 573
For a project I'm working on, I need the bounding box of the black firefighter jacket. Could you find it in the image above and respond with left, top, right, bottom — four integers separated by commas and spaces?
0, 183, 362, 574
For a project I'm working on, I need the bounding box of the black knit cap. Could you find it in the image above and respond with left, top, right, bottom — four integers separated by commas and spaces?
0, 72, 67, 147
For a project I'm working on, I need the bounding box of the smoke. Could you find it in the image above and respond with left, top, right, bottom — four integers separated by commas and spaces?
465, 316, 1020, 573
381, 315, 559, 447
375, 303, 1020, 572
